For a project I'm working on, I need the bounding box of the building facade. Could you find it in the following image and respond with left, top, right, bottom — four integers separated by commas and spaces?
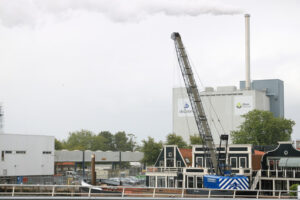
146, 142, 300, 192
0, 133, 54, 177
146, 144, 253, 189
240, 79, 284, 118
173, 84, 270, 144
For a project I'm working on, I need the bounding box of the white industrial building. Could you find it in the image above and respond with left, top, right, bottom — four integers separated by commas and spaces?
173, 86, 270, 144
172, 15, 284, 145
0, 133, 54, 177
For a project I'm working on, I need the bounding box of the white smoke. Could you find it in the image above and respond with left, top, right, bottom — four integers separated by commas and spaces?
0, 0, 243, 27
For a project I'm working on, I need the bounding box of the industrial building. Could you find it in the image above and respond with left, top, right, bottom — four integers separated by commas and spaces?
173, 79, 284, 144
0, 133, 143, 177
55, 150, 144, 178
0, 133, 55, 177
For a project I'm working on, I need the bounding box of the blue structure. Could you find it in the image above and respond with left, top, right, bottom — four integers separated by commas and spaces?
240, 79, 284, 118
204, 175, 249, 190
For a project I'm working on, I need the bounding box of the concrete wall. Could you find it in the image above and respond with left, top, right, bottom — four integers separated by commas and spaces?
173, 87, 270, 144
0, 134, 54, 176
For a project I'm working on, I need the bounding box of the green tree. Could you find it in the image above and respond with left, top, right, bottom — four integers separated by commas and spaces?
166, 133, 188, 148
64, 129, 95, 150
127, 133, 137, 151
55, 138, 65, 150
114, 131, 136, 151
141, 137, 163, 165
97, 131, 115, 151
231, 110, 295, 145
190, 134, 203, 145
91, 134, 107, 151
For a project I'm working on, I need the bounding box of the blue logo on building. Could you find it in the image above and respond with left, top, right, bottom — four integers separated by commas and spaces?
184, 103, 189, 109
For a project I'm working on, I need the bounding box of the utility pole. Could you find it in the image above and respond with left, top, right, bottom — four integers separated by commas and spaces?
91, 154, 96, 185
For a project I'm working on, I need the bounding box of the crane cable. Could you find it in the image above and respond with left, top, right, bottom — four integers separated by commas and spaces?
172, 48, 193, 137
185, 49, 227, 137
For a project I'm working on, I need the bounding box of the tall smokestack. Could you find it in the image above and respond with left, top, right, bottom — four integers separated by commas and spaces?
245, 14, 251, 90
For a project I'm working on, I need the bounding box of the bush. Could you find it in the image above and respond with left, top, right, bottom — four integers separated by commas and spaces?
289, 184, 299, 196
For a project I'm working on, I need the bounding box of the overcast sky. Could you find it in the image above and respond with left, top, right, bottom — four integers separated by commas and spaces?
0, 0, 299, 144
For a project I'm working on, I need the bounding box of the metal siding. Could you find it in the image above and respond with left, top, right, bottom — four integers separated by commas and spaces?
55, 150, 143, 162
0, 134, 54, 176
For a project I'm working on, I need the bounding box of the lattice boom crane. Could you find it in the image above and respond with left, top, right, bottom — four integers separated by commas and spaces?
171, 32, 219, 175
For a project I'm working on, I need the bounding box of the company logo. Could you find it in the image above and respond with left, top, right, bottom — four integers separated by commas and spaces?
178, 98, 193, 117
179, 102, 192, 114
236, 102, 251, 109
207, 178, 216, 183
230, 182, 241, 189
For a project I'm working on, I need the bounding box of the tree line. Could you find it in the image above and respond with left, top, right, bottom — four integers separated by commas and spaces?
55, 130, 203, 166
56, 110, 295, 166
55, 130, 202, 151
55, 130, 137, 151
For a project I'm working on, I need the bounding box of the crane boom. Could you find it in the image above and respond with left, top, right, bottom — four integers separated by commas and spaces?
171, 32, 219, 174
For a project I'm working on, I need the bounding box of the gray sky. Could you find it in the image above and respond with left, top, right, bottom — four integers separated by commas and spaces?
0, 0, 299, 143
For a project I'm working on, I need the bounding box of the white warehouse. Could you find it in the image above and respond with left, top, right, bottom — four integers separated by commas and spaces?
173, 85, 270, 144
0, 133, 54, 177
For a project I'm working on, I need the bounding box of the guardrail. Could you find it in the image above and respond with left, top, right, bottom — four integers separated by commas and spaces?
0, 184, 298, 199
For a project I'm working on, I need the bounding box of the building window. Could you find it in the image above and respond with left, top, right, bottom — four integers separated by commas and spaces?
16, 151, 26, 154
239, 157, 247, 168
196, 157, 203, 167
197, 177, 202, 188
205, 158, 211, 168
159, 161, 164, 167
177, 161, 181, 167
230, 157, 237, 168
1, 151, 4, 161
229, 147, 248, 151
149, 176, 155, 187
5, 151, 12, 154
157, 176, 166, 188
43, 151, 52, 154
268, 159, 280, 170
188, 176, 194, 188
167, 177, 175, 188
166, 159, 174, 167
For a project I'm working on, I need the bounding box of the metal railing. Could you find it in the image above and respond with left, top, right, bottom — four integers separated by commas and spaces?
261, 169, 300, 179
146, 167, 183, 173
0, 184, 298, 199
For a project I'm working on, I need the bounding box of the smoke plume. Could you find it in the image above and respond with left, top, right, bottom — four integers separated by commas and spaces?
0, 0, 243, 27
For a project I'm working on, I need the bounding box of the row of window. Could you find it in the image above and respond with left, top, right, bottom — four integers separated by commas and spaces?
159, 160, 182, 167
195, 147, 249, 152
195, 157, 247, 168
1, 151, 52, 154
1, 151, 52, 161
